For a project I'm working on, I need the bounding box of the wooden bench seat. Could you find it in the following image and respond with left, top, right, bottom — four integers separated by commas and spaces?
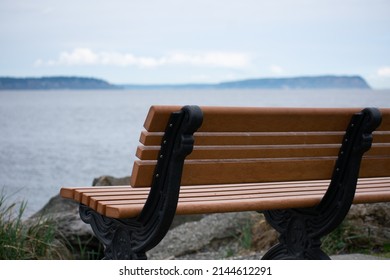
60, 105, 390, 260
61, 177, 390, 219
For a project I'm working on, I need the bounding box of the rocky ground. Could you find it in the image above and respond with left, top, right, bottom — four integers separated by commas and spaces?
27, 175, 390, 260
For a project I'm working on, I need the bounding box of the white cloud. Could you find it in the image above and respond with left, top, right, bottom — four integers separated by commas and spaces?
270, 64, 284, 75
377, 66, 390, 77
53, 48, 98, 66
35, 48, 251, 69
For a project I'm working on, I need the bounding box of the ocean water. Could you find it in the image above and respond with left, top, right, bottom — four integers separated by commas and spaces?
1, 89, 390, 217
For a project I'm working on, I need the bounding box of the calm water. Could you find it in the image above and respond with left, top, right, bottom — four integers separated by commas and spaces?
1, 89, 390, 216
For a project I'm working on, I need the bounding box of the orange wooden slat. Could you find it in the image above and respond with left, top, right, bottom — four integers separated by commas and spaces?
136, 144, 340, 160
140, 130, 390, 148
353, 191, 390, 204
87, 194, 147, 210
143, 105, 181, 131
60, 187, 76, 199
74, 187, 144, 201
139, 131, 347, 146
130, 158, 334, 187
144, 106, 362, 133
130, 156, 390, 187
136, 143, 390, 161
60, 186, 131, 200
378, 108, 390, 131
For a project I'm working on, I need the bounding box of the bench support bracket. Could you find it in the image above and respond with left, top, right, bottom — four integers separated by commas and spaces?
262, 108, 382, 260
79, 105, 203, 259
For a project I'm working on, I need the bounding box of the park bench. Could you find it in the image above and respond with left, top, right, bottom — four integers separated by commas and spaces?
60, 105, 390, 260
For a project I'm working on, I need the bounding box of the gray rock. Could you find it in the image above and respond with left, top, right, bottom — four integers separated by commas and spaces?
331, 254, 388, 260
92, 175, 131, 186
346, 203, 390, 243
148, 212, 258, 259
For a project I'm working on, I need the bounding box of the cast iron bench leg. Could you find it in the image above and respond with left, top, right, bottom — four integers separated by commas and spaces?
79, 106, 203, 259
262, 108, 382, 260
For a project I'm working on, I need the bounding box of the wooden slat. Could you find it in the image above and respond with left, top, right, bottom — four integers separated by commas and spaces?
60, 186, 139, 200
140, 130, 390, 148
175, 189, 390, 216
131, 156, 390, 187
353, 191, 390, 204
378, 108, 390, 131
136, 144, 340, 160
139, 131, 348, 146
373, 132, 390, 144
130, 158, 335, 187
143, 105, 181, 131
60, 187, 77, 199
144, 106, 362, 133
136, 143, 390, 161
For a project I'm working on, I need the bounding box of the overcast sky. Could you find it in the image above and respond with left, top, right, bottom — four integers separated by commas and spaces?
1, 0, 390, 88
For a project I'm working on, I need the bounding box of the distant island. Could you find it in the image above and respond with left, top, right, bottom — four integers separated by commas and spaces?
123, 75, 371, 90
0, 76, 119, 90
0, 75, 371, 90
217, 75, 371, 89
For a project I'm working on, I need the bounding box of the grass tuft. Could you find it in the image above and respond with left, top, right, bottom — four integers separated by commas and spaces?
0, 192, 63, 259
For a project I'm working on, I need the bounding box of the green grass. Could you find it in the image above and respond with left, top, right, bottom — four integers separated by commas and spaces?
0, 193, 63, 259
321, 221, 387, 256
239, 221, 253, 250
375, 243, 390, 258
72, 235, 104, 260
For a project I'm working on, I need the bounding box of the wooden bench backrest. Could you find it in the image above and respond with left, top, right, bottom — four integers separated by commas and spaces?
131, 106, 390, 187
